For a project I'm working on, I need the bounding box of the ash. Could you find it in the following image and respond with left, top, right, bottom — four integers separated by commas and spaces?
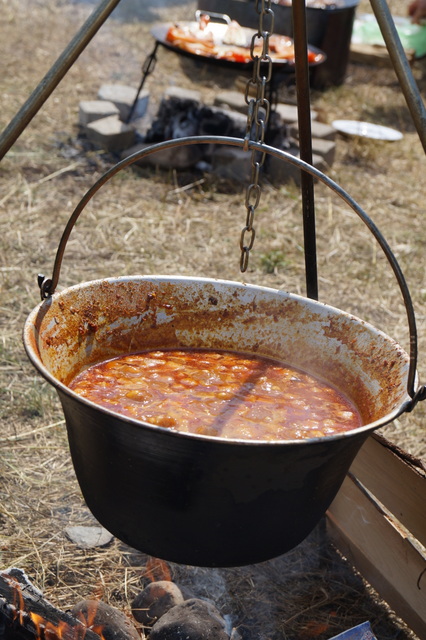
157, 521, 380, 640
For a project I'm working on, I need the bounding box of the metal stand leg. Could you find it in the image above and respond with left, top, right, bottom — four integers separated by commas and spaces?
126, 41, 160, 123
369, 0, 426, 153
0, 0, 123, 161
292, 0, 318, 301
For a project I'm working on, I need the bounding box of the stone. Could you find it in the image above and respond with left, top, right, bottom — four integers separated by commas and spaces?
121, 141, 203, 170
267, 147, 327, 185
98, 83, 149, 120
213, 90, 246, 114
149, 598, 229, 640
71, 600, 140, 640
289, 119, 336, 141
131, 581, 184, 626
214, 91, 318, 124
86, 115, 135, 152
274, 102, 318, 124
78, 100, 120, 126
211, 146, 253, 183
310, 120, 337, 141
163, 86, 202, 105
311, 137, 336, 167
64, 525, 114, 549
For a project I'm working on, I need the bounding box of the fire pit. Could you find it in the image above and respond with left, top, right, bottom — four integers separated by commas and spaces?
0, 552, 382, 640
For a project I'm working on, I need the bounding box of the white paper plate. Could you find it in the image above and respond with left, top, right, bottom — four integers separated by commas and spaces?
332, 119, 403, 141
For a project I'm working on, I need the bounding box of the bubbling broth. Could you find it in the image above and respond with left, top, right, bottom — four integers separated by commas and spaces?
68, 350, 362, 440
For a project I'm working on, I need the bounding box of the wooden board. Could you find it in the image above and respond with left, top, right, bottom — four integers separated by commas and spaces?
327, 434, 426, 639
0, 567, 101, 640
346, 433, 426, 547
350, 42, 415, 67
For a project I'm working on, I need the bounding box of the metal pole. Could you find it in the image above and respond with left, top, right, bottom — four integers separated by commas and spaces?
0, 0, 123, 161
369, 0, 426, 153
126, 41, 160, 124
292, 0, 318, 300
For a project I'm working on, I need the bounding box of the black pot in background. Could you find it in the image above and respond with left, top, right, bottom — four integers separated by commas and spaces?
197, 0, 359, 88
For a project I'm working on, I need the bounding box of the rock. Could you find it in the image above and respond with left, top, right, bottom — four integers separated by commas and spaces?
274, 102, 318, 124
163, 86, 202, 105
213, 90, 246, 114
149, 598, 229, 640
267, 147, 327, 186
289, 119, 336, 141
78, 100, 120, 126
213, 91, 318, 124
85, 115, 135, 152
98, 83, 149, 120
71, 600, 140, 640
131, 581, 184, 626
64, 525, 114, 549
210, 146, 253, 183
121, 141, 203, 170
311, 137, 336, 167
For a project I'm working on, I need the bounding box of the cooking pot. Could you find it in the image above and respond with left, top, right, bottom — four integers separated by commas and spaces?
23, 137, 425, 567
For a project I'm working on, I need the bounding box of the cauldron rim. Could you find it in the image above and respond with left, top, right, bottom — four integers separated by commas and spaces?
23, 274, 413, 446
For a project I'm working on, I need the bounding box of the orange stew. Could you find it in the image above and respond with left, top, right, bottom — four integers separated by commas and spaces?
69, 350, 362, 440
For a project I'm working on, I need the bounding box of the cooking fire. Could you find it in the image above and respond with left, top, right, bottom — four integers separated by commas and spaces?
78, 12, 333, 181
81, 82, 332, 184
0, 530, 381, 640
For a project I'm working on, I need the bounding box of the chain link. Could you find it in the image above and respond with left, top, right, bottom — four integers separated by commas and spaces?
240, 0, 274, 272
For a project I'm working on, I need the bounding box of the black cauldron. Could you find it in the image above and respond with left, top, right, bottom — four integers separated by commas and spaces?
24, 276, 412, 566
22, 138, 422, 567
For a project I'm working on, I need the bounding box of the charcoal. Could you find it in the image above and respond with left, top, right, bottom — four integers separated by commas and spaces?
71, 600, 140, 640
197, 107, 235, 137
132, 581, 184, 626
149, 598, 229, 640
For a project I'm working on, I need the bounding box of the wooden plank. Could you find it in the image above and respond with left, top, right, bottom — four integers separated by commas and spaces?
0, 568, 101, 640
347, 434, 426, 548
350, 42, 415, 67
327, 473, 426, 639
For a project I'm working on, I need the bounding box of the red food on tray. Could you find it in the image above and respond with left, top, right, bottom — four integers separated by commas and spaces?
163, 15, 324, 64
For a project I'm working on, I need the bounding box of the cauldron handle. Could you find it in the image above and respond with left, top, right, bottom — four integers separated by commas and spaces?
37, 135, 425, 407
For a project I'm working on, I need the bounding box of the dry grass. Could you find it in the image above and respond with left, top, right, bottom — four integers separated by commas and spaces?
0, 0, 425, 638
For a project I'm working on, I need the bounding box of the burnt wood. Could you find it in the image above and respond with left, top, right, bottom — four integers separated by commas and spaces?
0, 568, 101, 640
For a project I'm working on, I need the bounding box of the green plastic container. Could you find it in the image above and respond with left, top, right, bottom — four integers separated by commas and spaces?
352, 13, 426, 58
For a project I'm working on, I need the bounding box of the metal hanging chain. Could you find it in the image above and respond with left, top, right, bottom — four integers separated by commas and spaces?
240, 0, 274, 272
